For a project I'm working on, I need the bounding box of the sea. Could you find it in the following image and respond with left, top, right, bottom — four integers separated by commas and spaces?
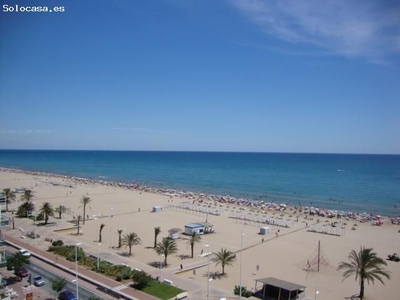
0, 150, 399, 216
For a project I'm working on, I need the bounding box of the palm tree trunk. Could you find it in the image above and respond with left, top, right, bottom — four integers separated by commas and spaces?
129, 246, 132, 256
191, 244, 194, 258
164, 255, 168, 266
359, 279, 365, 300
83, 206, 86, 224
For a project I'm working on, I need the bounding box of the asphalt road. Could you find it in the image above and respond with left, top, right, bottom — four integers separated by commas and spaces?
24, 262, 108, 300
5, 249, 111, 300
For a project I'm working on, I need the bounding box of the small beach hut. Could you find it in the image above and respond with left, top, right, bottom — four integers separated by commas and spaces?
168, 228, 182, 240
254, 277, 306, 300
259, 227, 270, 235
152, 206, 162, 212
184, 223, 205, 235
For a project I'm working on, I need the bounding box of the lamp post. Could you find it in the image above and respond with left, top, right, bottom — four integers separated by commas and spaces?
109, 207, 113, 255
97, 243, 101, 270
240, 233, 244, 299
315, 288, 319, 300
75, 243, 82, 299
34, 210, 37, 246
205, 244, 210, 300
32, 202, 37, 246
159, 254, 164, 282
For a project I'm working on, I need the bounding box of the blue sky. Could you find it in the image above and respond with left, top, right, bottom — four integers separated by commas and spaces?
0, 0, 399, 154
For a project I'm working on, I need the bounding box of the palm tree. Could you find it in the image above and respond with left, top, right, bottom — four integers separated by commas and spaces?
338, 246, 391, 300
212, 248, 236, 275
121, 232, 141, 256
187, 232, 201, 258
76, 215, 82, 235
155, 238, 178, 266
39, 202, 54, 225
154, 227, 161, 248
80, 196, 91, 224
50, 277, 67, 298
117, 229, 123, 248
20, 189, 35, 202
99, 223, 105, 242
55, 205, 66, 219
3, 188, 16, 212
16, 201, 35, 218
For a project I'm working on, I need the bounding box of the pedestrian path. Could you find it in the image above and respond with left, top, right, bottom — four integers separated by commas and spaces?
4, 215, 235, 300
5, 234, 158, 300
113, 284, 129, 291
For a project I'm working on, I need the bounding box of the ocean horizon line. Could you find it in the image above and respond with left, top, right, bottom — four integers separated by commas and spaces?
1, 149, 399, 156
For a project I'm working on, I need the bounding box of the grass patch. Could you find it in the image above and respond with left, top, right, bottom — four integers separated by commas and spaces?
139, 281, 184, 300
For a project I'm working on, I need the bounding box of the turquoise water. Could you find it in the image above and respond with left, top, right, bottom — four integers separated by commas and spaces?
0, 150, 399, 216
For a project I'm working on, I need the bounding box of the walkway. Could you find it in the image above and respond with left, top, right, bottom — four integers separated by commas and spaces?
3, 214, 232, 300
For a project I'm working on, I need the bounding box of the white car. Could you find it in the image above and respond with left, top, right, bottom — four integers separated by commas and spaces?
33, 275, 44, 286
18, 249, 31, 257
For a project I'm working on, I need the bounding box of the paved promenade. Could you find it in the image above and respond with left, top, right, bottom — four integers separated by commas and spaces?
3, 215, 233, 300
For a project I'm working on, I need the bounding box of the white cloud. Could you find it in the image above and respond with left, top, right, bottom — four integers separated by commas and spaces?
230, 0, 400, 61
114, 127, 176, 135
0, 130, 52, 134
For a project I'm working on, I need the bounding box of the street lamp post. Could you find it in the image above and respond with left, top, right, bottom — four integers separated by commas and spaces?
97, 243, 101, 270
34, 210, 37, 246
32, 202, 37, 246
159, 254, 164, 282
205, 244, 210, 300
110, 207, 113, 255
75, 243, 82, 299
240, 233, 245, 299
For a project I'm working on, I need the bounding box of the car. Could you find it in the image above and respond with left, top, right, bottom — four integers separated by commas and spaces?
15, 266, 29, 277
18, 249, 31, 257
0, 278, 7, 288
59, 290, 77, 300
33, 275, 44, 286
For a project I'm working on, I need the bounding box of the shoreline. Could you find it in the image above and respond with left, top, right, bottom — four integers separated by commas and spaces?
1, 168, 400, 300
1, 167, 399, 221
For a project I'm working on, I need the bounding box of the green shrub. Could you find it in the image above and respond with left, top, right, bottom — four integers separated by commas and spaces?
67, 248, 85, 262
132, 270, 153, 289
52, 240, 64, 247
48, 246, 57, 252
233, 285, 253, 298
118, 266, 131, 280
36, 212, 45, 221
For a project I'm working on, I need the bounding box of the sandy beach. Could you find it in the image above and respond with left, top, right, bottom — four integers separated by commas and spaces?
1, 169, 399, 300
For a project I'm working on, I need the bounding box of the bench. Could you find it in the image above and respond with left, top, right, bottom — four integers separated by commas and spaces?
199, 252, 211, 257
163, 279, 173, 285
175, 292, 188, 299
